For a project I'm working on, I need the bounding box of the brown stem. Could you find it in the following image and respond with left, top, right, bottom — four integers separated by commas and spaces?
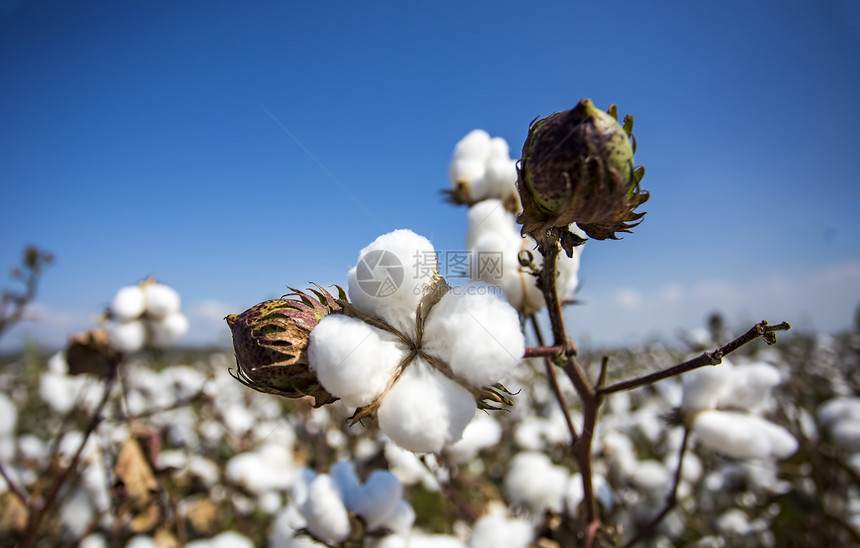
529, 316, 579, 443
597, 321, 791, 396
623, 427, 690, 547
0, 458, 29, 507
20, 371, 116, 548
524, 344, 568, 358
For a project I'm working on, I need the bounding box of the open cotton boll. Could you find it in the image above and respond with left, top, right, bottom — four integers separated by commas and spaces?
629, 459, 671, 495
484, 157, 518, 197
681, 360, 735, 412
422, 289, 524, 387
693, 410, 797, 460
721, 362, 782, 411
300, 474, 351, 545
445, 412, 502, 464
105, 319, 146, 353
378, 499, 415, 537
143, 283, 181, 320
466, 199, 518, 249
377, 358, 476, 453
830, 420, 860, 452
817, 397, 860, 427
110, 285, 146, 321
470, 514, 535, 548
347, 230, 437, 334
346, 470, 403, 531
186, 532, 254, 548
488, 136, 510, 159
504, 451, 569, 514
453, 129, 492, 161
309, 315, 405, 408
450, 158, 489, 198
148, 313, 189, 348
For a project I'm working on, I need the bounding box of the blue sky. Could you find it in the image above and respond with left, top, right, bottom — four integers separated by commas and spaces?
2, 1, 859, 351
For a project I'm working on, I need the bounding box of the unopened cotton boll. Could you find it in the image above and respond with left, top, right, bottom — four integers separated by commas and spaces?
377, 358, 476, 453
309, 315, 405, 408
105, 320, 146, 353
148, 313, 189, 348
693, 410, 797, 460
346, 470, 403, 531
143, 283, 181, 320
110, 285, 146, 321
347, 229, 437, 334
300, 474, 351, 545
504, 451, 569, 514
470, 514, 535, 548
422, 289, 525, 387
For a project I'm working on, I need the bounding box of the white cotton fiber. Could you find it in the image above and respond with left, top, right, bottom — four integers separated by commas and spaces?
378, 499, 415, 537
630, 459, 671, 494
105, 319, 146, 353
422, 289, 524, 387
143, 283, 181, 320
817, 397, 860, 426
449, 158, 489, 197
503, 451, 569, 514
830, 420, 860, 452
470, 514, 535, 548
347, 229, 437, 335
110, 285, 146, 321
377, 358, 476, 453
721, 362, 782, 411
346, 470, 403, 531
484, 157, 518, 197
681, 360, 735, 412
148, 313, 189, 348
445, 412, 502, 464
309, 314, 406, 408
300, 474, 351, 545
693, 410, 797, 460
453, 129, 492, 161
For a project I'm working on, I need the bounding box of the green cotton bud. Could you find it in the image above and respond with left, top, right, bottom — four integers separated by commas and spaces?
517, 98, 649, 241
225, 284, 345, 407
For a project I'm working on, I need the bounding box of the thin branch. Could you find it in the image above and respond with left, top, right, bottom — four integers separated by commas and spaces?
598, 321, 791, 395
524, 344, 568, 358
0, 458, 30, 507
623, 427, 690, 547
529, 315, 579, 443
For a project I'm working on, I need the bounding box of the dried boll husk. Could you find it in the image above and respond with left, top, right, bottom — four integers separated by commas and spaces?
226, 284, 345, 407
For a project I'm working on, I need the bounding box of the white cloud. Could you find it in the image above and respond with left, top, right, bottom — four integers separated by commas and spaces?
613, 288, 643, 310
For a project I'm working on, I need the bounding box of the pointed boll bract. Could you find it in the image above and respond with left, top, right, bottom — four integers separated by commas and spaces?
226, 284, 343, 407
518, 98, 649, 240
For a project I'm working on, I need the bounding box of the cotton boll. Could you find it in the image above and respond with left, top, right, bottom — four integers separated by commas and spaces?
125, 536, 157, 548
377, 358, 476, 453
300, 474, 351, 545
470, 514, 535, 548
721, 362, 782, 411
80, 534, 107, 548
347, 230, 437, 334
0, 394, 17, 460
466, 199, 517, 250
143, 283, 181, 320
830, 419, 860, 452
453, 129, 492, 161
59, 487, 94, 539
309, 315, 405, 408
110, 285, 146, 321
487, 136, 510, 160
346, 470, 403, 531
504, 452, 569, 514
450, 158, 489, 200
693, 410, 797, 460
817, 397, 860, 426
715, 508, 751, 536
445, 412, 502, 464
383, 442, 441, 490
681, 360, 735, 412
422, 290, 524, 387
484, 157, 518, 197
148, 313, 189, 348
226, 443, 295, 494
106, 320, 146, 353
378, 499, 415, 537
630, 460, 671, 495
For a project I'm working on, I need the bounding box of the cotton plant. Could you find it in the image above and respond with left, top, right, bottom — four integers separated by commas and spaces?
817, 397, 860, 452
105, 278, 190, 352
466, 199, 584, 315
446, 129, 519, 208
